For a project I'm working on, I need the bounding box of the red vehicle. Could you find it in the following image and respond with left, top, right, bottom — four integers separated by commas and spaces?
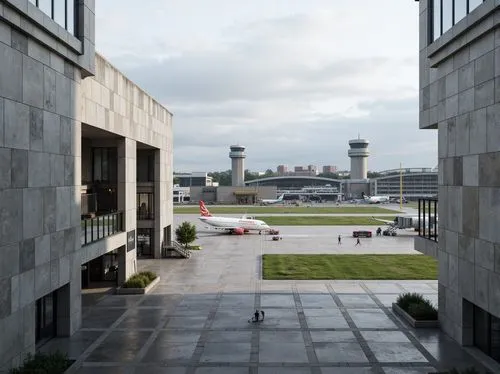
353, 230, 372, 238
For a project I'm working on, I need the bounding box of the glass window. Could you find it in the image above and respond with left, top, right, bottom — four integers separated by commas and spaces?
454, 0, 467, 24
469, 0, 484, 12
433, 0, 441, 41
54, 0, 66, 27
38, 0, 52, 17
67, 0, 75, 35
442, 0, 453, 34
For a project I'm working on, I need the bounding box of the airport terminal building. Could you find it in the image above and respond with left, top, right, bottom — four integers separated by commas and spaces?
0, 1, 173, 369
414, 0, 500, 364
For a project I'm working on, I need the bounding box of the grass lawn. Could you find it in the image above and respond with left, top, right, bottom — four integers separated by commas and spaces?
174, 205, 399, 214
258, 216, 395, 226
262, 254, 437, 280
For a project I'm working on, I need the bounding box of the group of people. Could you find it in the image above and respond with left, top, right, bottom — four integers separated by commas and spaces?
249, 309, 265, 323
337, 235, 361, 246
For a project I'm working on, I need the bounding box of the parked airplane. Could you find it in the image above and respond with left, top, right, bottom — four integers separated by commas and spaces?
372, 215, 438, 236
364, 195, 390, 204
260, 193, 285, 205
198, 201, 271, 235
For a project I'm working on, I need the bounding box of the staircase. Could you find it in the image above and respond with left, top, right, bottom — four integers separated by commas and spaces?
164, 241, 191, 258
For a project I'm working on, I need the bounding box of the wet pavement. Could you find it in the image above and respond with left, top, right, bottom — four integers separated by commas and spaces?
39, 225, 492, 373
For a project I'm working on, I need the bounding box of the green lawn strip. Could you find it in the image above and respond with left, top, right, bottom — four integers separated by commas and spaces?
406, 202, 436, 212
173, 206, 400, 214
257, 215, 395, 226
262, 254, 437, 280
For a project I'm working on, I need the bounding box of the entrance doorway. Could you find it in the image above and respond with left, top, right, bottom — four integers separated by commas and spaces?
137, 228, 154, 257
36, 292, 57, 346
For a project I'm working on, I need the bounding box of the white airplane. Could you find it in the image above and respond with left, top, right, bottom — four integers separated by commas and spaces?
372, 215, 438, 235
364, 195, 390, 204
198, 201, 271, 235
260, 193, 285, 205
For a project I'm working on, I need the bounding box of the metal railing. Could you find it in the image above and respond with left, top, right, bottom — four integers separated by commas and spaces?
81, 211, 124, 246
137, 211, 154, 220
418, 198, 438, 242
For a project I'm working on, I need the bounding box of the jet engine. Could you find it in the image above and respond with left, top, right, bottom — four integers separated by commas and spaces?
233, 227, 245, 235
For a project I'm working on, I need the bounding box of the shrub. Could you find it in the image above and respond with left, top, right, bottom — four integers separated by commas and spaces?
407, 301, 438, 321
396, 292, 426, 311
123, 271, 157, 288
139, 271, 157, 282
123, 277, 146, 288
10, 351, 70, 374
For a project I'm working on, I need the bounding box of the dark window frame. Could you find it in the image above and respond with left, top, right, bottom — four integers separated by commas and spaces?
429, 0, 486, 44
29, 0, 77, 36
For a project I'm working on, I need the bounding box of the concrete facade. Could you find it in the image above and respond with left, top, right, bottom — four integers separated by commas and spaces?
347, 138, 370, 180
229, 144, 246, 187
189, 185, 277, 204
0, 0, 173, 369
416, 0, 500, 358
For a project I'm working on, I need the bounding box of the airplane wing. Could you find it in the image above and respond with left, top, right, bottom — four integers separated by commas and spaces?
371, 216, 396, 225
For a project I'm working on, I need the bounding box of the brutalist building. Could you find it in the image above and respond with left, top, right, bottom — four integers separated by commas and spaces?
415, 0, 500, 364
0, 0, 173, 369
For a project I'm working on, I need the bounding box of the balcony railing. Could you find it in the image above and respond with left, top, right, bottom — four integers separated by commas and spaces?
137, 211, 154, 220
418, 198, 438, 242
81, 211, 124, 246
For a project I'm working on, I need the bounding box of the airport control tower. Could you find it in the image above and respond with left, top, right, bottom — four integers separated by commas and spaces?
229, 145, 246, 186
348, 137, 370, 179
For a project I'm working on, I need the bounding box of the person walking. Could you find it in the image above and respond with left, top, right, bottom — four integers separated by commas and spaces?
338, 235, 342, 245
355, 237, 361, 246
261, 310, 265, 321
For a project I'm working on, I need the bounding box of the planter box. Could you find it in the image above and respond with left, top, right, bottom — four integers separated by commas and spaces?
392, 303, 439, 328
116, 276, 160, 295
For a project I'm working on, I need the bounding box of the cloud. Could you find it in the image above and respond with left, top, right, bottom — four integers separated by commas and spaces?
95, 1, 435, 172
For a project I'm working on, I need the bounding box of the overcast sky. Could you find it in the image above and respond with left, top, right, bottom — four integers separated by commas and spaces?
95, 1, 437, 173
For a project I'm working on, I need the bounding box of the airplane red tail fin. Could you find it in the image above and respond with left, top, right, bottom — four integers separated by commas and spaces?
199, 201, 212, 217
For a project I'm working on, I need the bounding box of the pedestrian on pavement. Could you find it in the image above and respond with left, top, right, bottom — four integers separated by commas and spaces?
338, 235, 342, 245
355, 237, 361, 246
261, 310, 265, 321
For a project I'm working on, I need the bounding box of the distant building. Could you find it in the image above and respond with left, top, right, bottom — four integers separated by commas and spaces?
322, 165, 338, 174
174, 172, 214, 187
277, 165, 288, 176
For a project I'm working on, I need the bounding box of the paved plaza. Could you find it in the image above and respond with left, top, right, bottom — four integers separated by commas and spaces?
39, 223, 492, 373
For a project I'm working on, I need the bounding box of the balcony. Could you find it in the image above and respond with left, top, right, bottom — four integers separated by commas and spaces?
417, 198, 438, 242
137, 211, 154, 220
81, 211, 124, 246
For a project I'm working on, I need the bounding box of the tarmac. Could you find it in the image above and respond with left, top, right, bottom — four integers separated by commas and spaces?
37, 210, 495, 374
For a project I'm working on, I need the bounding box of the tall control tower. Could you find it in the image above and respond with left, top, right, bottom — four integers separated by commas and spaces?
229, 145, 246, 186
348, 137, 370, 179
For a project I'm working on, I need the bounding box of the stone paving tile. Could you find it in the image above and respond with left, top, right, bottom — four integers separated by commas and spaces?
299, 294, 337, 308
194, 368, 249, 374
347, 309, 398, 329
329, 282, 367, 294
368, 342, 430, 363
360, 330, 412, 343
81, 308, 127, 329
337, 294, 379, 308
258, 368, 312, 374
258, 342, 309, 363
85, 331, 151, 362
199, 342, 251, 362
382, 368, 438, 374
74, 367, 129, 374
117, 308, 169, 329
320, 367, 377, 373
372, 293, 399, 307
314, 342, 369, 363
132, 367, 187, 374
309, 331, 357, 343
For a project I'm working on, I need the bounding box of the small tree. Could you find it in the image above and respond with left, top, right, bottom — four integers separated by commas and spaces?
175, 221, 197, 248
